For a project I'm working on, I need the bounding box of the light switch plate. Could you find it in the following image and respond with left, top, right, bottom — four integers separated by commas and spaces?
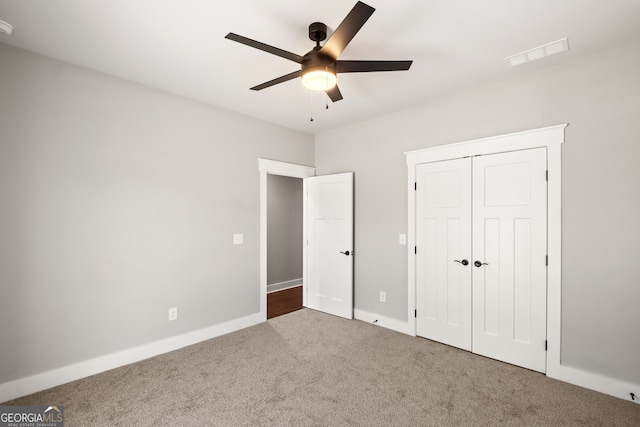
399, 234, 407, 245
233, 233, 243, 245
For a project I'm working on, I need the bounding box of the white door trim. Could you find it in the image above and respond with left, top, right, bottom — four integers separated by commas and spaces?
258, 159, 315, 321
405, 124, 567, 379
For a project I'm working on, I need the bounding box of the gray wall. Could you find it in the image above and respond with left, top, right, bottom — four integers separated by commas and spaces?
0, 44, 314, 383
267, 174, 303, 285
314, 41, 640, 385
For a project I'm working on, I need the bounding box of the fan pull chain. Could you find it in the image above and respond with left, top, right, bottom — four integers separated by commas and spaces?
309, 86, 329, 121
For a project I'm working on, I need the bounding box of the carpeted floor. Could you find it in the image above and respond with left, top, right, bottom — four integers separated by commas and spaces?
5, 309, 640, 426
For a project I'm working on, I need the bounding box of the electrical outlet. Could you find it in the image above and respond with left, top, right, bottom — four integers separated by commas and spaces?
168, 307, 178, 321
233, 233, 243, 245
379, 291, 386, 303
399, 234, 407, 245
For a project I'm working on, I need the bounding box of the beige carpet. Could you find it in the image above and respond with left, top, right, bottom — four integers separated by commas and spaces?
5, 309, 640, 426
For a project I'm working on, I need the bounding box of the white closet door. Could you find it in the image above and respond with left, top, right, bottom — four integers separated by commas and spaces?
472, 148, 548, 373
416, 158, 472, 350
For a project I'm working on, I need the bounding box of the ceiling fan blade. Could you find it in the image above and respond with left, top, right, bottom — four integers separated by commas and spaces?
336, 60, 413, 73
320, 2, 375, 59
326, 85, 343, 102
225, 33, 303, 64
250, 70, 302, 91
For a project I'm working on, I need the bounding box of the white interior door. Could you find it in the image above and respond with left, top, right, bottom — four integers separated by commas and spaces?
416, 159, 472, 350
305, 173, 353, 319
472, 148, 548, 373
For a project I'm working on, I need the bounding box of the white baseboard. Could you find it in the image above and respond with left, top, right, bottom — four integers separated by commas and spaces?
267, 278, 303, 294
354, 308, 413, 335
4, 310, 637, 407
0, 312, 264, 403
555, 365, 640, 404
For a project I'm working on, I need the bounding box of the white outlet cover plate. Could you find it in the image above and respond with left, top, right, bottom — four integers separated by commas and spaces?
233, 233, 243, 245
399, 234, 407, 245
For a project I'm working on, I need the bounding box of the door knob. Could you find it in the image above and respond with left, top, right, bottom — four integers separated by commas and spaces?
453, 259, 469, 266
340, 250, 351, 256
474, 260, 489, 267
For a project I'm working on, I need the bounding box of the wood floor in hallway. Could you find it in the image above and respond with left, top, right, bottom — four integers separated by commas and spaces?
267, 285, 303, 319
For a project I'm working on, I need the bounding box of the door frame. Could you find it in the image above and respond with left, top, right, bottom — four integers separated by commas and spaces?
258, 159, 315, 321
405, 124, 567, 378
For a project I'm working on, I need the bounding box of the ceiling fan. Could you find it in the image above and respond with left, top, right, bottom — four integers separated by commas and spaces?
225, 1, 413, 102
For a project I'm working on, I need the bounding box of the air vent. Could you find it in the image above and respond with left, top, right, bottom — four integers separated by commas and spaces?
505, 38, 569, 67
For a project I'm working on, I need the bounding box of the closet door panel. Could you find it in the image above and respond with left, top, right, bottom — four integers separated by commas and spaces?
472, 148, 548, 373
416, 158, 472, 351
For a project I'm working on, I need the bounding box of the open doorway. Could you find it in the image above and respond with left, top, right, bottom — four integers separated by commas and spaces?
266, 174, 303, 318
258, 159, 315, 320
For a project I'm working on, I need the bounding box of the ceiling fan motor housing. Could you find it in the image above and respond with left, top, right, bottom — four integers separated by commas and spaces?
302, 46, 336, 74
303, 22, 335, 75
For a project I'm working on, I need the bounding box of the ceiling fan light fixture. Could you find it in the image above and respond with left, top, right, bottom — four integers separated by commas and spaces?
301, 66, 337, 91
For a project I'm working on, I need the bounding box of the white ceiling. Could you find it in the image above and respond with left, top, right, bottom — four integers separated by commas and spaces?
1, 0, 639, 135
